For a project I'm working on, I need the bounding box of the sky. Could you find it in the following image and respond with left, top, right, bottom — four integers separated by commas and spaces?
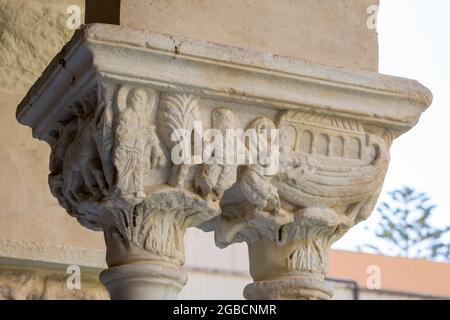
334, 0, 450, 252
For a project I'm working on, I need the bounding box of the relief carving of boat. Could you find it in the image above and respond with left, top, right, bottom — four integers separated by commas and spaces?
273, 111, 389, 209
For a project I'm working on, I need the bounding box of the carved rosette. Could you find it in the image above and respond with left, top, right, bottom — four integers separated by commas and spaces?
215, 111, 391, 300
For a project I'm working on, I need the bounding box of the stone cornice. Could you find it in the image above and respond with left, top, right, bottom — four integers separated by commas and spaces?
17, 24, 432, 142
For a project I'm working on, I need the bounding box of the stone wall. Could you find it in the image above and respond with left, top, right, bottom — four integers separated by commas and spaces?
0, 0, 83, 92
0, 0, 107, 298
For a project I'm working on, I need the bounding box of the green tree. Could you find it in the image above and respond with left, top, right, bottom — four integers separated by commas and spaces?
358, 187, 450, 261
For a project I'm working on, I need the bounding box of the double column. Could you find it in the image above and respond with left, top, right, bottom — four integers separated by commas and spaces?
16, 24, 431, 299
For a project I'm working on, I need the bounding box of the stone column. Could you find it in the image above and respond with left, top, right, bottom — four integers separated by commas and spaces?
17, 28, 234, 298
24, 81, 225, 299
214, 112, 391, 299
16, 19, 431, 300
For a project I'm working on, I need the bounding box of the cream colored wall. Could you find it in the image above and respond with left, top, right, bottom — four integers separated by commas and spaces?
0, 0, 105, 250
87, 0, 379, 72
0, 0, 109, 299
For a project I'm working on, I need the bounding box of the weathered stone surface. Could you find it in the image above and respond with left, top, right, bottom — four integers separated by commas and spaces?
0, 0, 83, 93
0, 266, 108, 300
85, 0, 380, 71
40, 83, 233, 298
216, 111, 390, 299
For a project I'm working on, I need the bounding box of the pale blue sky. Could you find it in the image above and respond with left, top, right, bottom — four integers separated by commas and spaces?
334, 0, 450, 252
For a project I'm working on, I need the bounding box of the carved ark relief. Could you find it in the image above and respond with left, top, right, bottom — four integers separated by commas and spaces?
215, 110, 391, 300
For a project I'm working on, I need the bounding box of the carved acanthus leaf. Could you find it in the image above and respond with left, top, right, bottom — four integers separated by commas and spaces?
104, 188, 219, 266
286, 239, 328, 275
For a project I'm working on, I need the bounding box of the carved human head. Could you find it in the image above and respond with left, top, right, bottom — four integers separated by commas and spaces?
212, 108, 235, 132
246, 117, 279, 173
128, 88, 148, 113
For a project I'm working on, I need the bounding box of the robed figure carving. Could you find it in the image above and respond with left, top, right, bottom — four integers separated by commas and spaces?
113, 88, 166, 199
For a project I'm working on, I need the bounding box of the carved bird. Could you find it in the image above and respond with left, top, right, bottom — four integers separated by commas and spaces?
194, 108, 237, 201
195, 163, 237, 202
239, 165, 280, 214
239, 117, 281, 214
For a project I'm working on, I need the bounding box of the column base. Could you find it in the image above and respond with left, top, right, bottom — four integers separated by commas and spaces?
244, 277, 333, 300
100, 263, 187, 300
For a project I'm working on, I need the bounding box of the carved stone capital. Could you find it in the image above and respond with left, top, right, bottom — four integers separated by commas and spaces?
213, 111, 392, 299
38, 82, 230, 298
17, 24, 431, 300
19, 73, 234, 298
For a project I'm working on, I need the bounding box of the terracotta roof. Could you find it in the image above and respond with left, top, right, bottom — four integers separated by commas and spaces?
328, 250, 450, 298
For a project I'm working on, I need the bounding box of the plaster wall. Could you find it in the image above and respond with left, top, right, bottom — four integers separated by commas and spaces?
86, 0, 380, 71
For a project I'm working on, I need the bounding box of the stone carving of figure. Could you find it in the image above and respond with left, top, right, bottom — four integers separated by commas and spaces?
113, 88, 166, 199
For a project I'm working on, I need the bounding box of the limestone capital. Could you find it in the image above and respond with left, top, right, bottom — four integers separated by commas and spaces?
213, 111, 390, 299
16, 24, 432, 300
27, 81, 227, 298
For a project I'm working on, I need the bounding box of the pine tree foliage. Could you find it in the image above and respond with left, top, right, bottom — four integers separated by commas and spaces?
358, 187, 450, 261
